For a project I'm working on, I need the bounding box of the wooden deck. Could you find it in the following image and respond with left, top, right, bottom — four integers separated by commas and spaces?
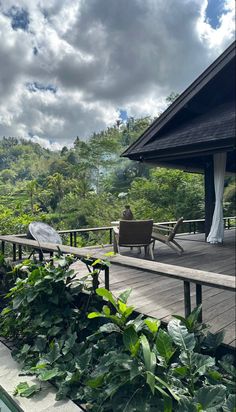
72, 229, 236, 347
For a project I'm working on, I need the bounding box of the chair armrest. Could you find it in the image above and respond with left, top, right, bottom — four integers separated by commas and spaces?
113, 227, 119, 235
153, 225, 173, 232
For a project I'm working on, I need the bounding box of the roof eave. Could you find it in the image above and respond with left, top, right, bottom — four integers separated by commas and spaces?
121, 41, 236, 158
125, 137, 235, 162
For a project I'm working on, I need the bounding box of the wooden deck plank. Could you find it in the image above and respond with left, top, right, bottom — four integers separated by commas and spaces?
72, 258, 235, 346
70, 230, 235, 347
203, 295, 235, 321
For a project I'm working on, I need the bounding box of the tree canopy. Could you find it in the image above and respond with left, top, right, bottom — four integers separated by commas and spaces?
1, 110, 232, 240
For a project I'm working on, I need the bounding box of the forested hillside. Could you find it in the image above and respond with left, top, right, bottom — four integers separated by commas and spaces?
0, 118, 234, 242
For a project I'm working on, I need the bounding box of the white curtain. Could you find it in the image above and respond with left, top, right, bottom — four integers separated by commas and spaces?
207, 152, 226, 244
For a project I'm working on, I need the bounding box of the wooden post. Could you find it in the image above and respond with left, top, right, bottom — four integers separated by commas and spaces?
18, 245, 22, 260
13, 244, 16, 261
70, 232, 73, 246
92, 272, 99, 290
1, 241, 5, 255
109, 228, 113, 245
196, 284, 203, 322
204, 157, 215, 239
104, 266, 109, 290
39, 250, 43, 261
184, 281, 191, 317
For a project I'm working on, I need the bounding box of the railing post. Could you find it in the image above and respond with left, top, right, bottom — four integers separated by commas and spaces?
73, 232, 77, 247
39, 250, 43, 262
104, 266, 110, 290
184, 281, 191, 317
18, 245, 22, 260
70, 232, 73, 246
1, 241, 5, 255
13, 244, 16, 261
196, 284, 202, 322
92, 272, 99, 291
109, 228, 113, 245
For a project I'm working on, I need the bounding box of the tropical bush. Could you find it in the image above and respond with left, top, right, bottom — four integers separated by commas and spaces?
0, 257, 235, 411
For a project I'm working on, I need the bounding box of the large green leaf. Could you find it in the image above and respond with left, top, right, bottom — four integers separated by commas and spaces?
49, 325, 61, 336
156, 329, 176, 363
12, 294, 24, 309
88, 311, 103, 319
21, 344, 31, 355
173, 366, 188, 377
186, 305, 202, 329
38, 368, 62, 381
96, 288, 117, 309
140, 334, 156, 373
155, 375, 180, 402
144, 318, 160, 334
86, 374, 105, 388
75, 348, 92, 372
203, 331, 225, 350
102, 305, 111, 316
34, 335, 47, 352
222, 394, 236, 412
123, 306, 134, 319
177, 397, 197, 412
167, 319, 195, 352
45, 341, 61, 364
146, 371, 155, 395
14, 382, 41, 398
62, 332, 77, 355
98, 323, 121, 334
219, 360, 236, 378
118, 300, 127, 314
194, 385, 227, 410
118, 289, 132, 304
123, 326, 139, 356
192, 353, 215, 376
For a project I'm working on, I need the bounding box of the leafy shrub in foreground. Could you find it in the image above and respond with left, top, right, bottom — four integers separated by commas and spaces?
0, 257, 235, 411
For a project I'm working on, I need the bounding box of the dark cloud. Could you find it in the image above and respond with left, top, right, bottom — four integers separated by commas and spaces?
0, 0, 234, 147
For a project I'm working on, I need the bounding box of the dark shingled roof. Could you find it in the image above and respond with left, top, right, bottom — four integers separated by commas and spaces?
122, 41, 236, 172
130, 101, 235, 156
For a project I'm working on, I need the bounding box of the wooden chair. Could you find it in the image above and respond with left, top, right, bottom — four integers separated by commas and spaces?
113, 219, 155, 260
152, 217, 184, 255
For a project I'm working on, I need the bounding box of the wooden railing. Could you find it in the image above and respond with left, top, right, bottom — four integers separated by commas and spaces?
0, 233, 235, 323
6, 217, 235, 248
58, 226, 113, 247
8, 226, 114, 248
0, 235, 110, 291
154, 216, 236, 235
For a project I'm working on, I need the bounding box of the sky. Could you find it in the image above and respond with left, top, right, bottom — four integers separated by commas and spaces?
0, 0, 235, 150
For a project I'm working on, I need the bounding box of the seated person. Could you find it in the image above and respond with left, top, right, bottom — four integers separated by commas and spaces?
122, 205, 133, 220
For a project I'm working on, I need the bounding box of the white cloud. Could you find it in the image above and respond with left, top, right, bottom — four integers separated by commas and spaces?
0, 0, 234, 148
197, 0, 235, 51
26, 135, 66, 151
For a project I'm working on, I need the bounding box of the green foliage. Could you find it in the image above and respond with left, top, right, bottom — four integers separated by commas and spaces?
0, 258, 235, 411
130, 168, 205, 220
13, 382, 41, 398
0, 112, 216, 239
224, 178, 236, 216
0, 254, 16, 310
